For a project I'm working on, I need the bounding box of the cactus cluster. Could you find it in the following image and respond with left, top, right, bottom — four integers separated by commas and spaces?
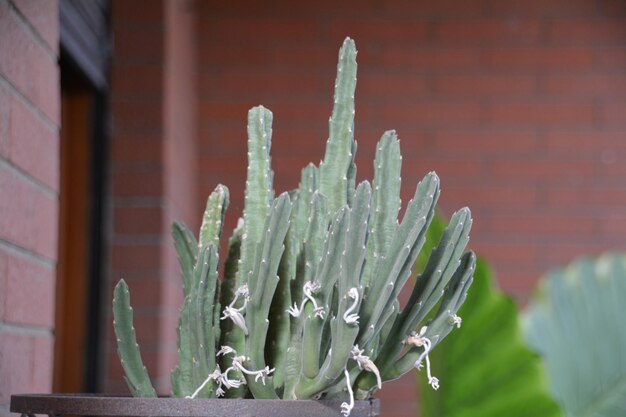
112, 38, 475, 415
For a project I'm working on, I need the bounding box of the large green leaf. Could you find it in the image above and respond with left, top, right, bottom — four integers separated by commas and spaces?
523, 253, 626, 417
419, 258, 561, 417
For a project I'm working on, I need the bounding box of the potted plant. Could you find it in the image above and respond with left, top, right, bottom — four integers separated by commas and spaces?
11, 38, 475, 417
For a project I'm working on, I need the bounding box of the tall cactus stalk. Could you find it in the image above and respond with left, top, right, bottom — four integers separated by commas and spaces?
112, 280, 157, 398
114, 37, 475, 415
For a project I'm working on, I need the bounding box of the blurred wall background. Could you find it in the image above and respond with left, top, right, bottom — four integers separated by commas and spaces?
2, 1, 626, 417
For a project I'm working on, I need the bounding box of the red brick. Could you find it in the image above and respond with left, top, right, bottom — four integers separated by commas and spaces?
196, 0, 278, 16
253, 101, 330, 127
483, 47, 594, 70
405, 157, 483, 183
382, 46, 482, 70
436, 19, 542, 43
489, 159, 595, 183
114, 206, 163, 235
125, 314, 165, 346
0, 3, 59, 124
595, 47, 626, 68
201, 18, 319, 44
112, 26, 164, 62
487, 102, 594, 126
105, 349, 158, 389
328, 19, 430, 44
545, 74, 626, 97
0, 89, 8, 157
434, 130, 538, 153
197, 155, 247, 179
112, 0, 163, 25
111, 167, 164, 197
598, 155, 626, 179
489, 0, 599, 16
104, 348, 178, 394
472, 241, 539, 264
268, 44, 335, 70
198, 180, 244, 210
0, 252, 5, 319
384, 0, 487, 16
33, 335, 54, 389
110, 134, 163, 165
488, 212, 596, 236
0, 86, 59, 190
159, 261, 185, 308
271, 158, 324, 190
0, 166, 58, 260
200, 127, 325, 159
499, 268, 544, 303
543, 242, 616, 265
440, 183, 538, 209
110, 243, 163, 273
547, 185, 626, 208
112, 98, 164, 133
599, 102, 626, 126
12, 0, 59, 52
373, 128, 427, 151
0, 332, 54, 403
112, 63, 163, 97
545, 131, 626, 152
361, 102, 483, 127
549, 20, 626, 43
202, 71, 323, 98
246, 0, 380, 17
600, 215, 626, 236
199, 44, 270, 69
1, 248, 55, 327
377, 374, 417, 417
597, 0, 626, 16
199, 101, 256, 125
435, 74, 537, 97
358, 72, 429, 96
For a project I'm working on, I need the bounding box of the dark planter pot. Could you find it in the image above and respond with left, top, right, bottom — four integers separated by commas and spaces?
10, 394, 380, 417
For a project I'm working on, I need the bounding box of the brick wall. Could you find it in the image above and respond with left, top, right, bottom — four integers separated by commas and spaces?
107, 0, 198, 393
0, 0, 59, 415
195, 1, 626, 416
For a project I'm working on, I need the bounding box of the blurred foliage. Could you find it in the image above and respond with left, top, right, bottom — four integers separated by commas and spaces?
523, 253, 626, 417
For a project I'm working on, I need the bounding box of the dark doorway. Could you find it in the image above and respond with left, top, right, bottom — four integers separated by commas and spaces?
53, 0, 109, 394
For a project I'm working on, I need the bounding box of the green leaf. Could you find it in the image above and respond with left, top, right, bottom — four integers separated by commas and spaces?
419, 259, 561, 417
523, 253, 626, 417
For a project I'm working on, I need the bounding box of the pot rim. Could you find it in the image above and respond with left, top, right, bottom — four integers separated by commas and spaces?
10, 394, 380, 417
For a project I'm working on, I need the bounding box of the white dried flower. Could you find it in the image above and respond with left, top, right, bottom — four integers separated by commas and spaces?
350, 345, 381, 389
232, 355, 274, 386
220, 285, 250, 334
343, 287, 360, 325
340, 368, 355, 417
407, 326, 440, 391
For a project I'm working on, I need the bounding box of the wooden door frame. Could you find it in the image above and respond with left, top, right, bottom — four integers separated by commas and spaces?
55, 0, 110, 394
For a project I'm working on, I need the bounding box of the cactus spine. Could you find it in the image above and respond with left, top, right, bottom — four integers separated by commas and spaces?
114, 38, 475, 413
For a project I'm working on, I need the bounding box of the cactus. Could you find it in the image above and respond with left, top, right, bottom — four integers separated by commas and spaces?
113, 37, 475, 414
112, 280, 157, 397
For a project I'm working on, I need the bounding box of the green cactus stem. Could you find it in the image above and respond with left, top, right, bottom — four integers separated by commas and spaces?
244, 193, 292, 397
319, 37, 358, 214
112, 279, 157, 398
172, 222, 198, 297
